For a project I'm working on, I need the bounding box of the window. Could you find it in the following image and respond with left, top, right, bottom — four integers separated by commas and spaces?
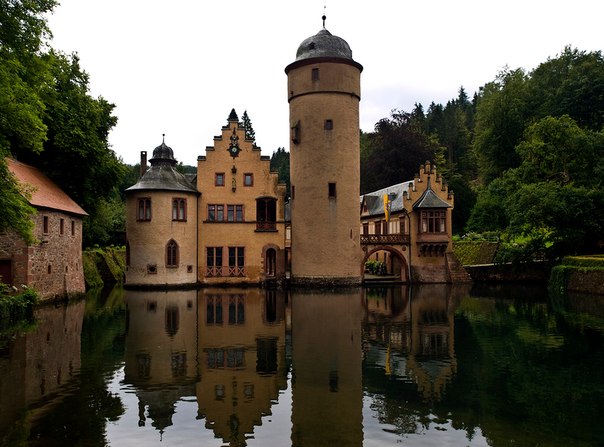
256, 198, 277, 231
227, 204, 244, 222
265, 248, 276, 276
137, 198, 151, 221
291, 121, 300, 144
363, 223, 369, 235
206, 247, 223, 277
312, 67, 319, 81
208, 204, 225, 222
228, 247, 245, 276
165, 306, 179, 337
420, 210, 447, 233
206, 295, 223, 324
166, 239, 178, 267
244, 173, 253, 186
215, 173, 225, 186
43, 216, 49, 234
172, 198, 186, 221
60, 218, 64, 235
328, 182, 336, 198
291, 185, 295, 200
324, 119, 333, 130
228, 295, 245, 325
382, 220, 388, 235
71, 220, 75, 236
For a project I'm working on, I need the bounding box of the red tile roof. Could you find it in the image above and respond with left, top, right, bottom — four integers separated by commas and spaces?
7, 158, 87, 216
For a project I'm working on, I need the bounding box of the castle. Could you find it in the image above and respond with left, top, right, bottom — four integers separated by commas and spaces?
124, 19, 468, 288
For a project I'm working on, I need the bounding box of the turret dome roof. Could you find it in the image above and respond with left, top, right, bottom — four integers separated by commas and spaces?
294, 28, 353, 62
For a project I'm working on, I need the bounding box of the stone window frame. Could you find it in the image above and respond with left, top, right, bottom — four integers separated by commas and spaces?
137, 198, 152, 221
172, 198, 187, 221
215, 172, 225, 187
419, 210, 447, 233
43, 215, 49, 234
243, 173, 253, 187
227, 204, 244, 222
166, 239, 179, 268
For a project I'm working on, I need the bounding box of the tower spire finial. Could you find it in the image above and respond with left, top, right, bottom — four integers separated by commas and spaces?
322, 3, 326, 28
162, 133, 165, 143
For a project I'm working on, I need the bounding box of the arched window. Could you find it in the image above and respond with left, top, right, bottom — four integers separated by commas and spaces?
165, 306, 179, 337
166, 239, 179, 267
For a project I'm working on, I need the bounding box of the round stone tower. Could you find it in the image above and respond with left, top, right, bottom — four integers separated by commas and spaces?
285, 18, 363, 286
125, 138, 199, 287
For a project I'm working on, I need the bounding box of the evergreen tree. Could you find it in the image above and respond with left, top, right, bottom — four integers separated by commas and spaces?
270, 147, 290, 196
241, 110, 256, 147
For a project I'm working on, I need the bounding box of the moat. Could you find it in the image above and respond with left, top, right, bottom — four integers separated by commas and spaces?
1, 284, 603, 446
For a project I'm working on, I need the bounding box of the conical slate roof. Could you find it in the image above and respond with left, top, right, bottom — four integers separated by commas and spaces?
126, 138, 197, 194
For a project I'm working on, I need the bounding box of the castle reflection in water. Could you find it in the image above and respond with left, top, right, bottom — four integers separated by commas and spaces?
0, 285, 467, 445
120, 285, 466, 445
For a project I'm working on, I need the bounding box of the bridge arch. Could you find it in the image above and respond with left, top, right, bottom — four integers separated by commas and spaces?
362, 245, 409, 283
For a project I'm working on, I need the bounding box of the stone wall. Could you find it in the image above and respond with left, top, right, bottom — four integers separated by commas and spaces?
0, 210, 85, 299
465, 261, 553, 283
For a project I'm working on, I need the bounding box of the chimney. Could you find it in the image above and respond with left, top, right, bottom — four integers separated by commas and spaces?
140, 151, 147, 177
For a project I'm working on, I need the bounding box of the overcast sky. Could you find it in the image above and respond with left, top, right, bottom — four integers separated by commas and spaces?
47, 0, 603, 165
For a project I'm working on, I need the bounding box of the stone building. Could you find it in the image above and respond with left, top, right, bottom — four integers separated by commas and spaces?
0, 159, 87, 299
197, 110, 287, 285
125, 111, 287, 287
125, 139, 199, 287
360, 161, 470, 283
285, 20, 364, 286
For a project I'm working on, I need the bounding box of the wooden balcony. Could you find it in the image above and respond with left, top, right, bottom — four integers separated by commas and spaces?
360, 233, 410, 245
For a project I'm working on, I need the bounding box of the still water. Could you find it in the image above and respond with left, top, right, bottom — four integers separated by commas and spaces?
1, 284, 604, 446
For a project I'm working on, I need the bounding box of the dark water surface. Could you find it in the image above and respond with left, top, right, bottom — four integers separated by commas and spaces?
1, 284, 604, 446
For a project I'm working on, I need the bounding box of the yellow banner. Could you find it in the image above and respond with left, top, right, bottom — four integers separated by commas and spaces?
383, 194, 390, 222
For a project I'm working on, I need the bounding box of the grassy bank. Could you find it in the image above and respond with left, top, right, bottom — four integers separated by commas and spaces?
0, 284, 38, 332
83, 246, 126, 290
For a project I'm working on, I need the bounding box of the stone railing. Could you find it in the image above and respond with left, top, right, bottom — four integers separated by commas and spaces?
360, 234, 410, 245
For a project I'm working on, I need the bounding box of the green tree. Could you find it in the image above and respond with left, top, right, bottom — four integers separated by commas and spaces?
0, 152, 37, 243
0, 0, 56, 243
473, 68, 529, 183
270, 147, 290, 196
514, 115, 604, 187
241, 110, 256, 147
14, 52, 126, 246
361, 109, 442, 194
527, 47, 604, 131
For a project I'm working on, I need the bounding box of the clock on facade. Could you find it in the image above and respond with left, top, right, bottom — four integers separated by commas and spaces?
228, 129, 240, 158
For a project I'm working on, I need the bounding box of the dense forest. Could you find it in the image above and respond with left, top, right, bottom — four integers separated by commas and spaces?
1, 1, 603, 262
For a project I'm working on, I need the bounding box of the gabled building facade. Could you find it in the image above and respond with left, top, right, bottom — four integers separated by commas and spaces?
360, 161, 470, 283
197, 110, 288, 285
0, 159, 87, 299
